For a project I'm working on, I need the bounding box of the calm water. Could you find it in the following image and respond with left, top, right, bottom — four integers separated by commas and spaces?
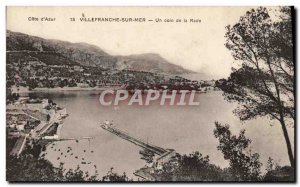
30, 90, 294, 179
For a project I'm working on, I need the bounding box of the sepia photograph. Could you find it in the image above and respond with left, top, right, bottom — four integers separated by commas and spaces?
5, 6, 295, 182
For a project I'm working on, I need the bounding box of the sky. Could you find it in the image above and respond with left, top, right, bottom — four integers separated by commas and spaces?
6, 6, 267, 79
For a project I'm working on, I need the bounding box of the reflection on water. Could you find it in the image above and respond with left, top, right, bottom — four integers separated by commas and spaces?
30, 90, 294, 179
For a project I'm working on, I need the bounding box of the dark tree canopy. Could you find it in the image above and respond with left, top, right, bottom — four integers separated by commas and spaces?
223, 7, 294, 122
214, 122, 262, 181
221, 7, 294, 167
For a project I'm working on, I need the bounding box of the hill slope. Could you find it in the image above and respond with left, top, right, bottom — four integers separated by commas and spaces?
7, 30, 192, 74
116, 53, 191, 74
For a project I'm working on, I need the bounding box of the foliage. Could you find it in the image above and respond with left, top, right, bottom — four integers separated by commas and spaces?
158, 152, 228, 181
213, 122, 262, 181
223, 6, 294, 122
266, 157, 275, 172
6, 154, 129, 182
158, 122, 265, 182
102, 168, 129, 182
263, 166, 294, 181
221, 6, 294, 167
7, 154, 63, 181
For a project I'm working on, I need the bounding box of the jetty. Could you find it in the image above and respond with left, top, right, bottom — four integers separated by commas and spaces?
101, 124, 167, 156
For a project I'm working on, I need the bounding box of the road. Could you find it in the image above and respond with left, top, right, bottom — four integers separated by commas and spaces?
36, 113, 61, 137
10, 135, 27, 156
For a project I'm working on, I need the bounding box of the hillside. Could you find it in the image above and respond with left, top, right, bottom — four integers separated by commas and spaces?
116, 53, 191, 74
7, 30, 114, 67
6, 30, 192, 74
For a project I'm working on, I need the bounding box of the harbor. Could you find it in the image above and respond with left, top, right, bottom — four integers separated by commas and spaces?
7, 96, 68, 156
27, 90, 293, 180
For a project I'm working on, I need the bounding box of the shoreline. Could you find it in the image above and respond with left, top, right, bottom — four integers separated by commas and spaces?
16, 87, 218, 93
31, 87, 121, 92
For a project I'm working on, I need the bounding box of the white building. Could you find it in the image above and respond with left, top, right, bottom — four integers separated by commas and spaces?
16, 121, 26, 131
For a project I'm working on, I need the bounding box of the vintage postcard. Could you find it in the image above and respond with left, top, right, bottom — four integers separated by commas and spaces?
6, 6, 295, 182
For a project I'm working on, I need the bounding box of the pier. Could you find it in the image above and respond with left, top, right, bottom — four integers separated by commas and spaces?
101, 124, 167, 156
57, 136, 94, 141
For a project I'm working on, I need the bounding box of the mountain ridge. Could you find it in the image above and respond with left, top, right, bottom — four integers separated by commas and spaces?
6, 30, 193, 74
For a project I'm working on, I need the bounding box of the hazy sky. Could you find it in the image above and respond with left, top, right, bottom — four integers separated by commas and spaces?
7, 6, 265, 78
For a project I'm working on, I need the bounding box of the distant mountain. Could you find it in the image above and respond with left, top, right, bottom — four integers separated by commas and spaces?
116, 53, 191, 74
6, 30, 193, 74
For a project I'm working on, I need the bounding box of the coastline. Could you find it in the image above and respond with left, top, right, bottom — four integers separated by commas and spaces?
16, 87, 216, 93
32, 87, 121, 92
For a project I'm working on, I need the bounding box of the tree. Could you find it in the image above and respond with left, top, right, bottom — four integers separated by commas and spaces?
6, 155, 64, 181
102, 168, 129, 182
266, 157, 275, 172
158, 152, 228, 181
213, 122, 262, 181
64, 166, 87, 181
46, 114, 51, 121
7, 154, 127, 182
221, 7, 294, 167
